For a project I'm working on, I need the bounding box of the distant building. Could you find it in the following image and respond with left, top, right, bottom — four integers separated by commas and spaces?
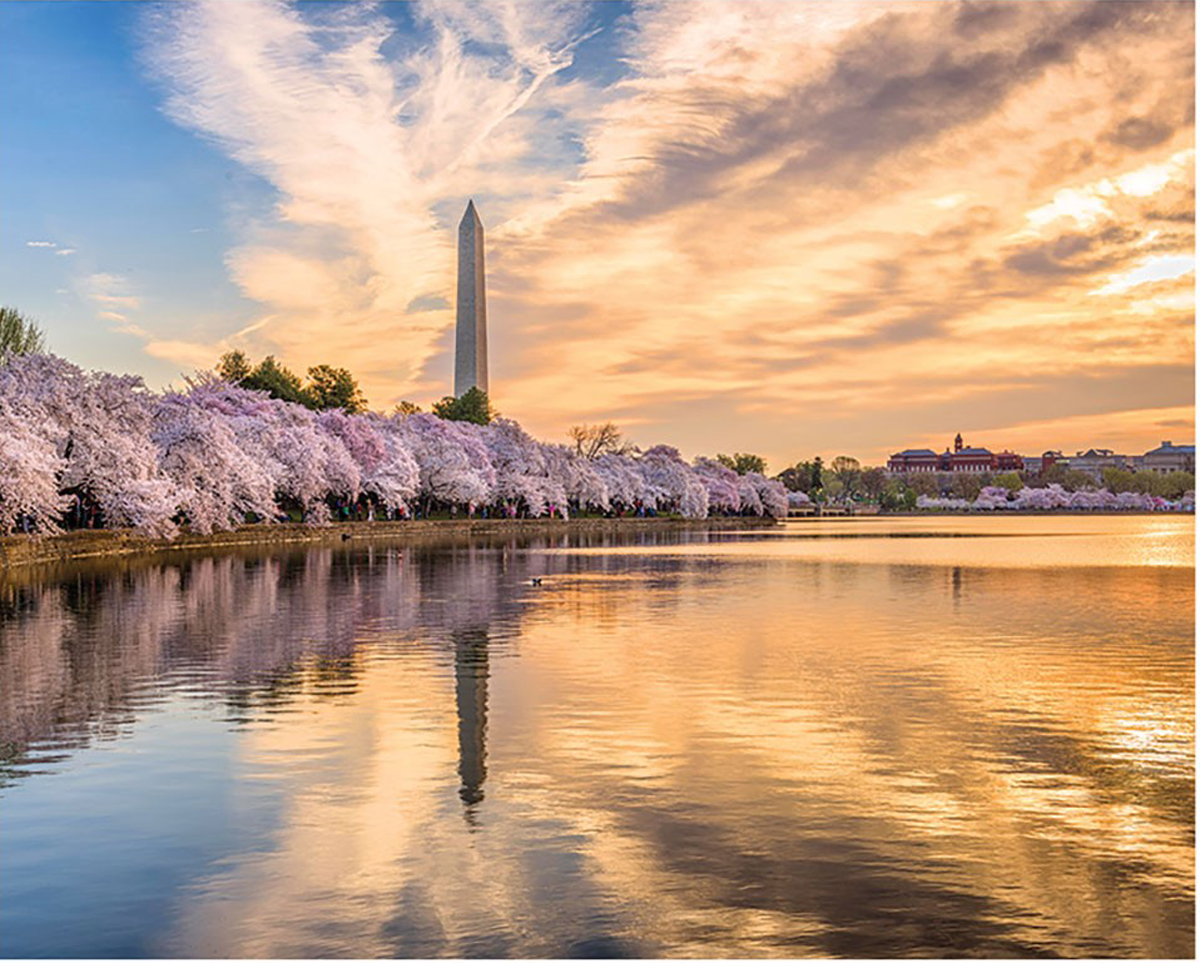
948, 445, 994, 473
887, 448, 940, 472
1141, 441, 1195, 474
887, 434, 1022, 474
887, 440, 1196, 478
1066, 448, 1132, 479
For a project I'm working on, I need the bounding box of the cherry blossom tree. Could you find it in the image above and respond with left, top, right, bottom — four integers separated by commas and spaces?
787, 490, 811, 508
398, 413, 495, 510
745, 471, 788, 518
637, 445, 709, 517
0, 355, 177, 536
973, 486, 1012, 510
0, 399, 68, 533
693, 457, 741, 514
153, 390, 277, 534
0, 352, 824, 535
593, 453, 646, 511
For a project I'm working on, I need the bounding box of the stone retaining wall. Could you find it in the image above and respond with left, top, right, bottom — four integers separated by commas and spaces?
0, 517, 778, 572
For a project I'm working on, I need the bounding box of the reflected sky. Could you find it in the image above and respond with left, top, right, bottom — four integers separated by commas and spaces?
0, 519, 1193, 958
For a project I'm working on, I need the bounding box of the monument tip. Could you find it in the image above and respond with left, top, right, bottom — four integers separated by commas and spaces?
461, 198, 481, 228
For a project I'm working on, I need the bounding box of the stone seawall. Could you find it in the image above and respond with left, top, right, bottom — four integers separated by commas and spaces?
0, 517, 779, 572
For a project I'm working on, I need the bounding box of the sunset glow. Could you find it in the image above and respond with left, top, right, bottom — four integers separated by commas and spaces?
1, 1, 1193, 466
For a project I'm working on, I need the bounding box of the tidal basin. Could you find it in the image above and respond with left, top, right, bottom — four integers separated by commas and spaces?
0, 516, 1193, 958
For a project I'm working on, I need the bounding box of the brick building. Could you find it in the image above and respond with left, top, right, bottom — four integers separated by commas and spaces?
887, 433, 1024, 474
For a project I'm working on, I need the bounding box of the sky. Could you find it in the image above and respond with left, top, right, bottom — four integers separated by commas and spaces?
0, 0, 1194, 469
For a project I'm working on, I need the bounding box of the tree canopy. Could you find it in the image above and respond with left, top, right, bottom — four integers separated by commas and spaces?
217, 351, 366, 413
0, 354, 791, 536
1, 306, 46, 365
716, 452, 767, 475
306, 364, 367, 413
431, 386, 496, 425
568, 421, 634, 459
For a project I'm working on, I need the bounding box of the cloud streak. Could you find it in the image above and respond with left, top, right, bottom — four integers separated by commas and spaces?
138, 0, 1194, 465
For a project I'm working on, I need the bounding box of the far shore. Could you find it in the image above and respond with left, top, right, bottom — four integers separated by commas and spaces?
0, 516, 779, 572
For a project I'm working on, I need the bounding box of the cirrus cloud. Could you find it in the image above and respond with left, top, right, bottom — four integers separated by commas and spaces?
139, 0, 1194, 465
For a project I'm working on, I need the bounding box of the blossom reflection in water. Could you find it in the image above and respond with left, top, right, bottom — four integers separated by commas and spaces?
0, 519, 1193, 958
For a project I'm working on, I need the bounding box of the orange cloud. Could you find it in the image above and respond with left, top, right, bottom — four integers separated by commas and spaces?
140, 1, 1194, 469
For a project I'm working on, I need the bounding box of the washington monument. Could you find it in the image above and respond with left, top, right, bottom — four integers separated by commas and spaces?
454, 200, 488, 396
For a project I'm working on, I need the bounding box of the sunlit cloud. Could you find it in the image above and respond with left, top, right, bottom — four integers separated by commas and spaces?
85, 272, 141, 310
136, 0, 1193, 465
1094, 254, 1195, 296
140, 0, 592, 399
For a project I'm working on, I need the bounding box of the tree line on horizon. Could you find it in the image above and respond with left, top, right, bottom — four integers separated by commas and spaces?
3, 306, 1192, 517
0, 309, 788, 537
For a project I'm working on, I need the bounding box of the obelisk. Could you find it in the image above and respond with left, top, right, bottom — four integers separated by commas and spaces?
454, 200, 488, 397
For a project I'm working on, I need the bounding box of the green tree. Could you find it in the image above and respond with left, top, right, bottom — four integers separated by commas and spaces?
217, 350, 253, 383
1100, 467, 1135, 493
432, 386, 496, 425
820, 472, 844, 502
809, 456, 824, 496
1129, 470, 1156, 495
1161, 471, 1195, 499
716, 452, 768, 475
831, 455, 862, 499
951, 474, 983, 501
1061, 469, 1097, 493
778, 460, 819, 493
1041, 462, 1067, 486
241, 355, 309, 405
217, 352, 368, 412
306, 364, 367, 413
880, 479, 916, 511
906, 473, 938, 498
775, 465, 805, 492
0, 306, 46, 364
393, 400, 421, 417
994, 471, 1023, 494
860, 467, 888, 501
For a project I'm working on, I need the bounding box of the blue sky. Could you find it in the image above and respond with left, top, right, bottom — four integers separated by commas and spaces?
1, 1, 1193, 465
1, 2, 250, 382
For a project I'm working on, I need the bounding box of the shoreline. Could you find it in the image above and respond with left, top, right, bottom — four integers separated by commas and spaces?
0, 516, 779, 573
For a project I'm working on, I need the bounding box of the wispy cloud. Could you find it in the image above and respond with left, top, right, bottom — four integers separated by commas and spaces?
55, 248, 76, 257
86, 272, 141, 310
138, 0, 1193, 463
25, 240, 57, 248
140, 0, 592, 393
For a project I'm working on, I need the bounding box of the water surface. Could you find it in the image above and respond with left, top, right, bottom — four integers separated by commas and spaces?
1, 516, 1193, 957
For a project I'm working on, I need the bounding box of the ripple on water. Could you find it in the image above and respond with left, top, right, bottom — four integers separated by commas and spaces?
0, 518, 1193, 958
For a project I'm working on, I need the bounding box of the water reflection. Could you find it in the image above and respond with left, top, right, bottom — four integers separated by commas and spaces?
0, 521, 1193, 958
454, 628, 489, 816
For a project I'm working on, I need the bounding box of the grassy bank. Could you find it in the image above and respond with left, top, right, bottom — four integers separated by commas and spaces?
0, 516, 779, 572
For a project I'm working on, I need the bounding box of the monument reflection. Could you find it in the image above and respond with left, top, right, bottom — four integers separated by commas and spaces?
453, 627, 489, 816
0, 520, 1193, 958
